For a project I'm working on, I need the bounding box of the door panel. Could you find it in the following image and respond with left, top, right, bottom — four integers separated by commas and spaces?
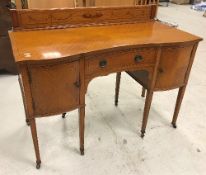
155, 45, 193, 90
29, 61, 80, 116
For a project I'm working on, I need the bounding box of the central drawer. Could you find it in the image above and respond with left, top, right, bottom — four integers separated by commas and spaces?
85, 47, 157, 78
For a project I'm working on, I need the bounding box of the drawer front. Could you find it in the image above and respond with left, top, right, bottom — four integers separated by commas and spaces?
85, 47, 156, 78
28, 61, 80, 116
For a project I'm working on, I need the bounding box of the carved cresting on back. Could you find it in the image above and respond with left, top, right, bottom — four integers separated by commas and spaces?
10, 5, 157, 31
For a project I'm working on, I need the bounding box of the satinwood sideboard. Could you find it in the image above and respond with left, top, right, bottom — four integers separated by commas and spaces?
9, 5, 202, 169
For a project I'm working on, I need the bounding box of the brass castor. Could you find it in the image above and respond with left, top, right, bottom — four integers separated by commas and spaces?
115, 100, 118, 106
141, 130, 145, 138
80, 148, 84, 155
26, 119, 30, 126
36, 160, 41, 169
141, 92, 145, 98
62, 113, 66, 119
141, 94, 145, 98
172, 123, 177, 128
141, 87, 146, 98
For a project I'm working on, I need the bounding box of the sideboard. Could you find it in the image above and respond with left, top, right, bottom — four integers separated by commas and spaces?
9, 5, 202, 168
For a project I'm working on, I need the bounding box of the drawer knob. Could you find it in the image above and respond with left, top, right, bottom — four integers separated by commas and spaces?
134, 55, 143, 63
99, 60, 107, 68
74, 81, 81, 88
158, 68, 164, 73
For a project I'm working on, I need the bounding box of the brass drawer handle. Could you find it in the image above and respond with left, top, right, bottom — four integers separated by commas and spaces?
99, 60, 107, 68
134, 55, 143, 63
158, 68, 164, 73
74, 81, 81, 88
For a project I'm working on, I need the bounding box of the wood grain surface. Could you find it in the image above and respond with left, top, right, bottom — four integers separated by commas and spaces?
8, 5, 203, 168
9, 21, 201, 62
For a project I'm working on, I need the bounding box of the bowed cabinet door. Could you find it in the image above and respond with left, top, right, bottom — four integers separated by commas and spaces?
28, 60, 80, 117
155, 45, 194, 91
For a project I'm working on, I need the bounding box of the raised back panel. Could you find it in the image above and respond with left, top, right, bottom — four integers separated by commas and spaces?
10, 5, 157, 30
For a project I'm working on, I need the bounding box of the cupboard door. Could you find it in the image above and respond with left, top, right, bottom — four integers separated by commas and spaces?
28, 61, 80, 116
155, 45, 193, 90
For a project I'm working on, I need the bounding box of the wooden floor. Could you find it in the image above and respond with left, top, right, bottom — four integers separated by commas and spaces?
0, 4, 205, 175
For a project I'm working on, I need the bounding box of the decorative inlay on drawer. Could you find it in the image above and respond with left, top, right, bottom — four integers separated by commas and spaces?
85, 48, 156, 77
